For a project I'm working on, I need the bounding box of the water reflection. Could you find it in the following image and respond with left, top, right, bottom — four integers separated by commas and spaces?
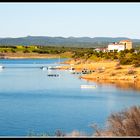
0, 59, 139, 136
86, 79, 140, 91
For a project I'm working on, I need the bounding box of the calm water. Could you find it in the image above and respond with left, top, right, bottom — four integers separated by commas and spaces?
0, 58, 140, 136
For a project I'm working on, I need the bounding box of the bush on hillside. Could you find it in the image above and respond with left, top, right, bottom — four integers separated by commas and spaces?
115, 63, 122, 70
127, 68, 136, 75
23, 49, 30, 53
133, 60, 140, 67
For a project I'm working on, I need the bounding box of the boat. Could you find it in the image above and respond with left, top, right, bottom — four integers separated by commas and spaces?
69, 67, 75, 73
47, 66, 58, 70
41, 66, 58, 70
71, 71, 82, 74
47, 74, 59, 77
0, 65, 4, 69
47, 56, 61, 69
40, 66, 47, 70
81, 69, 93, 74
80, 85, 97, 89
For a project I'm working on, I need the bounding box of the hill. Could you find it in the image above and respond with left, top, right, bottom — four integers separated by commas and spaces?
0, 36, 140, 47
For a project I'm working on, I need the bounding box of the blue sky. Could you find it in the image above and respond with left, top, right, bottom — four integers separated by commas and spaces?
0, 3, 140, 39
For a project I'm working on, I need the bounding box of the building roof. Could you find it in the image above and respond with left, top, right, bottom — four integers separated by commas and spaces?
120, 40, 132, 42
109, 43, 124, 46
95, 47, 107, 50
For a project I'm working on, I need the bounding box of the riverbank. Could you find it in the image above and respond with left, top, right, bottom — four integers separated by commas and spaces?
0, 52, 69, 59
59, 59, 140, 90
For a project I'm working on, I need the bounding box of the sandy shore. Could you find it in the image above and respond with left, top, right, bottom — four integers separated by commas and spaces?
1, 53, 140, 90
59, 59, 140, 91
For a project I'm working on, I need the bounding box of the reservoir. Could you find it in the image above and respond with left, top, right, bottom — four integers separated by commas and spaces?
0, 58, 140, 136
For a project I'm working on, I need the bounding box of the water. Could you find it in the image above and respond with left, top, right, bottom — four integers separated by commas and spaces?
0, 58, 140, 136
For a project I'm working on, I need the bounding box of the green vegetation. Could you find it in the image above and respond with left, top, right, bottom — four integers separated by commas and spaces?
0, 45, 140, 66
72, 48, 140, 66
0, 45, 95, 58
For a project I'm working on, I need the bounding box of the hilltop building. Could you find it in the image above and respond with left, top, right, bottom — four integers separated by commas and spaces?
119, 40, 132, 50
94, 40, 133, 52
108, 40, 132, 52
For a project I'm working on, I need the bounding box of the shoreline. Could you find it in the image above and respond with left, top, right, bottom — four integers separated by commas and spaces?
1, 55, 140, 91
59, 59, 140, 91
0, 52, 65, 59
1, 57, 59, 59
82, 78, 140, 91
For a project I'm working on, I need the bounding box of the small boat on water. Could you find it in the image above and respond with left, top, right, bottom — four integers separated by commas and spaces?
71, 71, 82, 74
40, 66, 47, 71
0, 65, 4, 69
48, 66, 58, 70
80, 85, 97, 89
47, 74, 59, 77
69, 67, 75, 73
40, 66, 58, 70
81, 69, 94, 74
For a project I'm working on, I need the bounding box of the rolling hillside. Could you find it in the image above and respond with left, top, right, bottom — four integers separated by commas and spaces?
0, 36, 140, 47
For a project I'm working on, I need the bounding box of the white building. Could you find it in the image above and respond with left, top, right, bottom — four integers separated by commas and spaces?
94, 47, 108, 52
107, 40, 132, 52
108, 43, 125, 52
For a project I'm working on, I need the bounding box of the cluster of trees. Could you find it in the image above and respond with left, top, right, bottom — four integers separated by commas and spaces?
0, 45, 66, 54
0, 45, 93, 55
0, 45, 140, 66
72, 48, 140, 66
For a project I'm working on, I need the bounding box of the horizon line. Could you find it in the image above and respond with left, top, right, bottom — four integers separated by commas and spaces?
0, 35, 139, 40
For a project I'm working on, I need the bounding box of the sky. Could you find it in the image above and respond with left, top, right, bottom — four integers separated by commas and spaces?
0, 2, 140, 39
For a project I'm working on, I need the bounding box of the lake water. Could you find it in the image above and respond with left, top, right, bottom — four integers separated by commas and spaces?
0, 58, 140, 136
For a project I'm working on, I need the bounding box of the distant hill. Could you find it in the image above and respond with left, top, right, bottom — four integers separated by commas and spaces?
0, 36, 140, 47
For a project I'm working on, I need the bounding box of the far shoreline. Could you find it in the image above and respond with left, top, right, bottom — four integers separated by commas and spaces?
0, 52, 69, 60
1, 57, 60, 59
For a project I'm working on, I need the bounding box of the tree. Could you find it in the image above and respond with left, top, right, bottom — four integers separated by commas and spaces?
23, 49, 30, 53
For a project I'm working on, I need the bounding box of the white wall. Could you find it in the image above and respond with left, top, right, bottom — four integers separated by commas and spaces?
108, 44, 125, 52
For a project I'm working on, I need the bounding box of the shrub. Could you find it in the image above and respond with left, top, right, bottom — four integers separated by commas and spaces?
115, 66, 122, 70
11, 49, 16, 53
115, 63, 122, 70
110, 72, 116, 76
127, 68, 136, 75
32, 50, 49, 54
95, 106, 140, 136
23, 49, 30, 53
67, 130, 85, 137
28, 106, 140, 137
97, 67, 105, 73
133, 60, 140, 67
120, 58, 132, 65
55, 130, 66, 136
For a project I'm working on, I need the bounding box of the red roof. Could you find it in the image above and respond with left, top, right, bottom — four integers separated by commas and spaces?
120, 40, 132, 42
109, 43, 124, 45
95, 48, 107, 50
